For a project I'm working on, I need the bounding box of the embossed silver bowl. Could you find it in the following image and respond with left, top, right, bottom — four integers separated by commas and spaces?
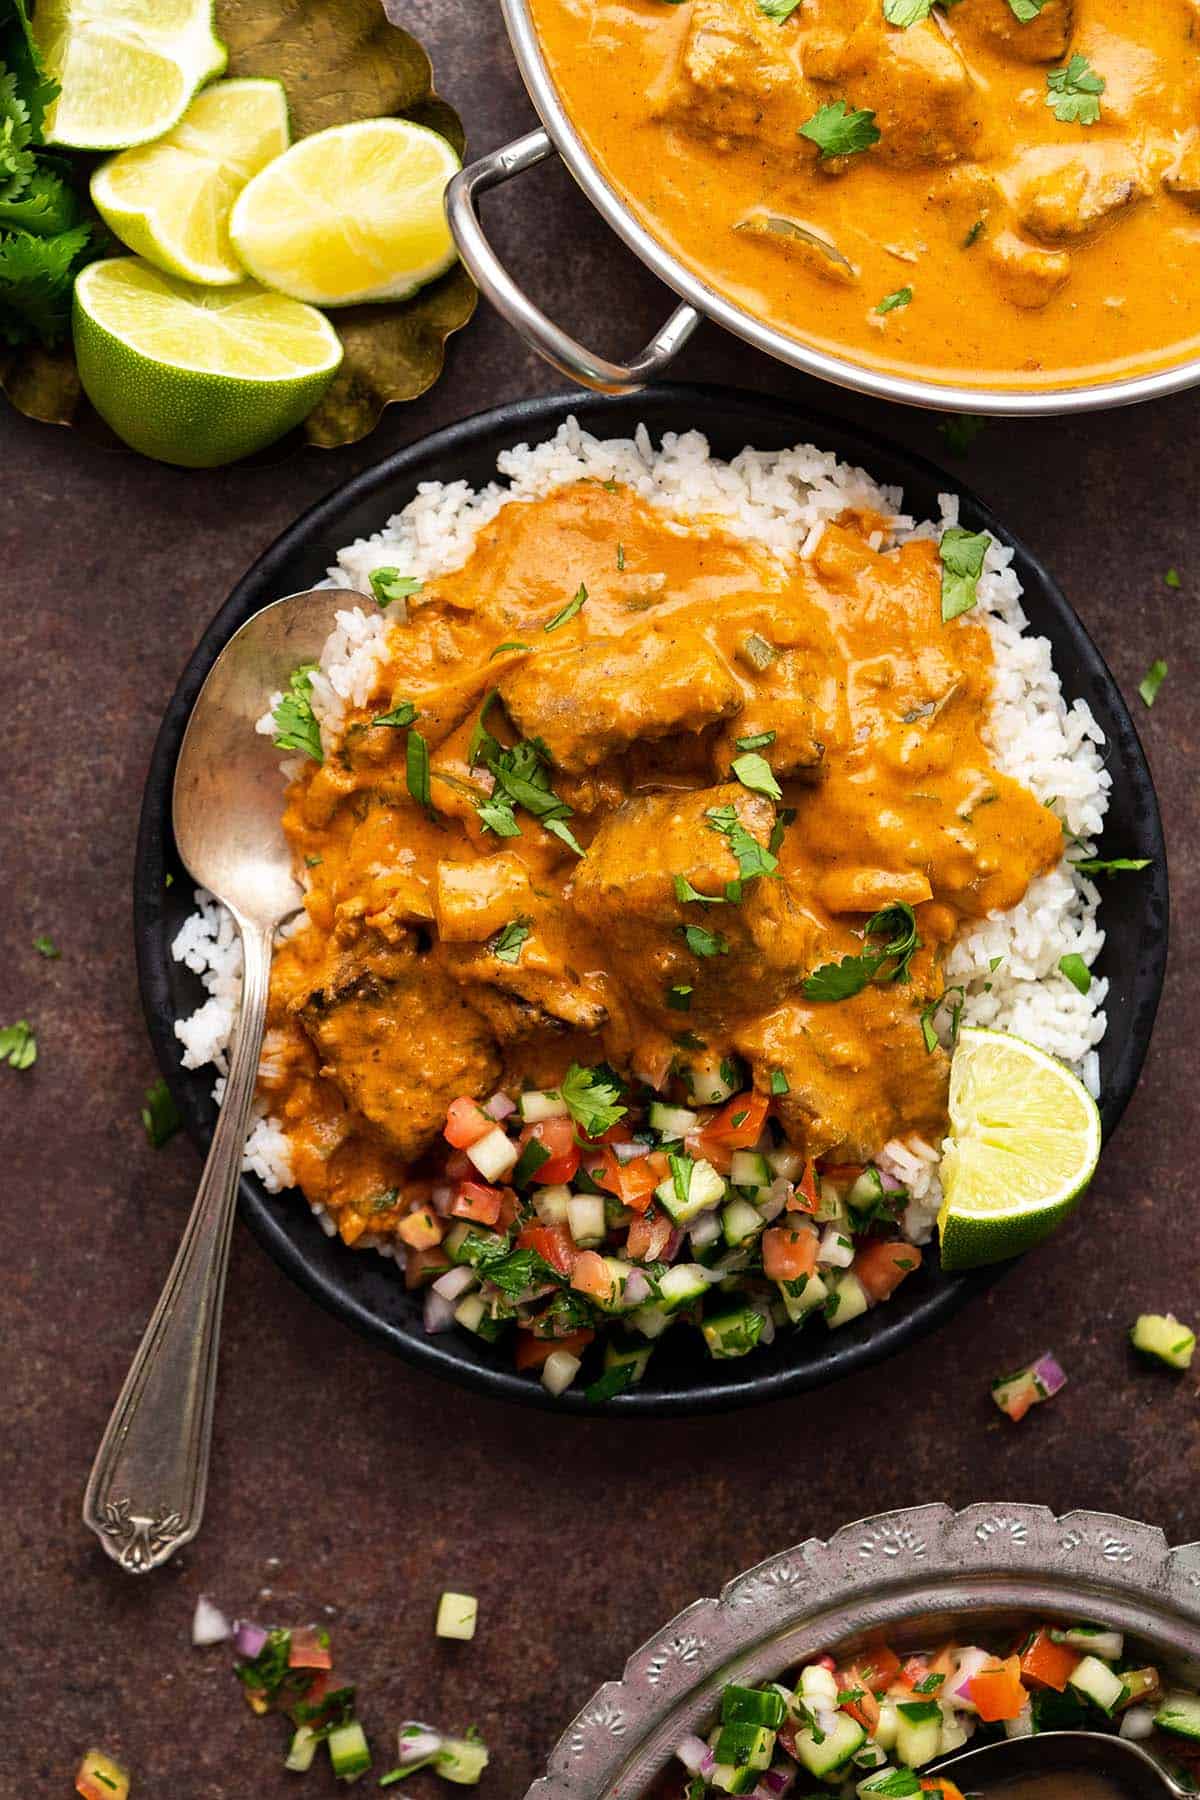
527, 1504, 1200, 1800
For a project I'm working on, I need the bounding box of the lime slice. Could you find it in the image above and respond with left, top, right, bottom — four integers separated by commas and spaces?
229, 117, 461, 307
937, 1027, 1101, 1271
72, 257, 343, 468
91, 79, 290, 285
33, 0, 226, 151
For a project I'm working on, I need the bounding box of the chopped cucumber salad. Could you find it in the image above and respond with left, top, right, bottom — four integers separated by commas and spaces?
420, 1067, 927, 1398
671, 1624, 1200, 1798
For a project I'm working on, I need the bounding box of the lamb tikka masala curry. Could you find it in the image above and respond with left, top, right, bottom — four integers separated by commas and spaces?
526, 0, 1200, 391
257, 479, 1061, 1378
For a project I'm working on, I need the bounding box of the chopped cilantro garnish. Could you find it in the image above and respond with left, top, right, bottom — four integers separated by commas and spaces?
616, 543, 625, 571
33, 933, 58, 957
558, 1061, 627, 1136
489, 641, 530, 659
585, 1363, 638, 1402
544, 582, 588, 633
705, 803, 779, 886
1138, 659, 1167, 708
666, 984, 693, 1011
272, 663, 322, 763
882, 0, 932, 21
940, 525, 990, 622
1070, 856, 1150, 876
406, 729, 432, 809
142, 1075, 181, 1147
681, 922, 730, 958
735, 729, 776, 752
799, 99, 881, 160
477, 731, 584, 854
372, 699, 417, 729
912, 1672, 946, 1694
674, 874, 727, 906
0, 1018, 35, 1069
1059, 951, 1091, 995
963, 218, 986, 249
770, 1067, 789, 1095
483, 1246, 565, 1298
1007, 0, 1049, 16
731, 750, 782, 800
876, 286, 913, 314
368, 568, 423, 609
1045, 53, 1105, 125
803, 902, 921, 1002
1165, 568, 1181, 590
489, 917, 531, 964
756, 0, 802, 18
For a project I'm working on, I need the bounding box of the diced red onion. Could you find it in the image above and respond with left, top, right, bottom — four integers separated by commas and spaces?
398, 1727, 444, 1765
423, 1288, 457, 1334
952, 1646, 993, 1704
662, 1228, 683, 1262
675, 1736, 710, 1776
757, 1179, 790, 1224
758, 1310, 776, 1346
610, 1140, 643, 1163
1031, 1351, 1067, 1397
755, 1770, 794, 1799
623, 1269, 651, 1307
233, 1620, 268, 1660
484, 1090, 515, 1121
877, 1164, 905, 1194
191, 1595, 231, 1646
433, 1265, 476, 1301
430, 1183, 454, 1217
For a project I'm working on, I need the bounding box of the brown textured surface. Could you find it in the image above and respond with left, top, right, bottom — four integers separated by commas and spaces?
2, 2, 1198, 1794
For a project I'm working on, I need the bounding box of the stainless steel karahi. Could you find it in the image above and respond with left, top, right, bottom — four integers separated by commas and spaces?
447, 2, 1200, 414
525, 1504, 1200, 1800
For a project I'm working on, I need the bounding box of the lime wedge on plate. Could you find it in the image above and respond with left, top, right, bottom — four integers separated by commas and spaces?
937, 1026, 1101, 1271
91, 79, 290, 286
73, 257, 343, 467
229, 117, 461, 306
33, 0, 226, 150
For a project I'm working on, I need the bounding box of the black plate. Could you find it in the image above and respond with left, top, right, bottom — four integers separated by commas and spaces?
135, 385, 1169, 1414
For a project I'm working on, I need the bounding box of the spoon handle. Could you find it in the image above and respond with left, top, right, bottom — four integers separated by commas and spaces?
83, 917, 274, 1573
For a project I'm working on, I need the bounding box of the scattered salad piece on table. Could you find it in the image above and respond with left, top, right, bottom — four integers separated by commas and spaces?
33, 932, 59, 957
74, 1749, 130, 1800
0, 1017, 36, 1069
1131, 1313, 1196, 1371
142, 1076, 182, 1147
435, 1592, 478, 1642
1138, 659, 1168, 707
990, 1350, 1066, 1421
380, 1724, 489, 1788
1164, 568, 1181, 589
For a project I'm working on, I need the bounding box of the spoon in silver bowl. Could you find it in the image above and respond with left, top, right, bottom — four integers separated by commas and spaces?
83, 587, 373, 1573
931, 1727, 1197, 1797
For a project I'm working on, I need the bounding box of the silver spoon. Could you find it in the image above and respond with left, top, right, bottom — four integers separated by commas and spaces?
932, 1727, 1196, 1797
83, 587, 373, 1573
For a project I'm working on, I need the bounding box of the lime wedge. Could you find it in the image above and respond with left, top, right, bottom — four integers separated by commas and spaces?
33, 0, 226, 151
937, 1026, 1102, 1272
229, 117, 461, 307
91, 79, 290, 286
72, 257, 343, 467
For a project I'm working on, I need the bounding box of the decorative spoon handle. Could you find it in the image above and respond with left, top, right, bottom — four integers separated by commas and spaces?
82, 918, 273, 1573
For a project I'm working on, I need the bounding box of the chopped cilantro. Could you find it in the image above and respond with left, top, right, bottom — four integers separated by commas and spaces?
0, 1018, 35, 1069
1165, 568, 1181, 590
666, 984, 693, 1011
681, 923, 729, 958
483, 1246, 565, 1298
558, 1062, 627, 1136
882, 0, 933, 21
799, 99, 881, 160
272, 663, 322, 763
770, 1067, 789, 1095
1007, 0, 1049, 15
489, 641, 530, 659
1059, 952, 1091, 995
876, 285, 913, 314
33, 933, 58, 957
731, 750, 782, 800
141, 1075, 181, 1147
476, 729, 585, 855
705, 803, 779, 886
1138, 659, 1167, 708
585, 1363, 638, 1401
938, 414, 986, 458
735, 729, 776, 752
406, 729, 432, 809
489, 917, 531, 964
616, 543, 625, 571
940, 525, 990, 621
674, 873, 727, 906
1045, 54, 1105, 126
368, 568, 422, 609
963, 218, 986, 249
1070, 856, 1150, 876
803, 902, 921, 1003
372, 699, 417, 729
544, 582, 588, 633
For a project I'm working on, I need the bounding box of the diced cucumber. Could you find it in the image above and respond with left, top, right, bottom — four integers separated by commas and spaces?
767, 1145, 804, 1182
657, 1264, 712, 1314
777, 1271, 827, 1326
722, 1686, 787, 1730
657, 1157, 727, 1224
702, 1305, 767, 1359
439, 1737, 490, 1785
648, 1100, 698, 1139
853, 1741, 888, 1772
604, 1338, 653, 1384
541, 1349, 582, 1395
593, 1257, 636, 1313
1068, 1654, 1127, 1715
435, 1591, 477, 1641
709, 1762, 758, 1796
690, 1210, 723, 1252
857, 1767, 921, 1798
816, 1180, 849, 1225
1131, 1312, 1196, 1370
518, 1088, 569, 1122
454, 1293, 489, 1335
825, 1271, 869, 1328
533, 1184, 572, 1226
722, 1196, 765, 1247
895, 1700, 942, 1767
328, 1720, 371, 1782
847, 1166, 886, 1219
685, 1052, 742, 1105
792, 1712, 866, 1777
713, 1721, 775, 1774
798, 1663, 838, 1708
285, 1725, 319, 1772
445, 1222, 504, 1266
465, 1124, 518, 1182
1155, 1693, 1200, 1742
630, 1300, 673, 1339
817, 1223, 855, 1268
1117, 1668, 1161, 1707
873, 1703, 899, 1753
567, 1193, 607, 1246
730, 1150, 771, 1187
1054, 1625, 1125, 1661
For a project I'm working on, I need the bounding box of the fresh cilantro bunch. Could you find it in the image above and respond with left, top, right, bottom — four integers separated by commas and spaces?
0, 0, 97, 348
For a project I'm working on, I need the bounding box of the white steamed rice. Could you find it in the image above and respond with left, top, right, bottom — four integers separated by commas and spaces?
172, 418, 1111, 1244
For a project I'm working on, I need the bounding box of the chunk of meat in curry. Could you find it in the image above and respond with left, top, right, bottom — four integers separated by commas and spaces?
261, 481, 1061, 1247
527, 0, 1200, 389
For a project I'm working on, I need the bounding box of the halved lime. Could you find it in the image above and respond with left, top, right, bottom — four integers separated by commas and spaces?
33, 0, 226, 151
937, 1026, 1102, 1272
73, 257, 343, 468
228, 117, 461, 307
91, 79, 290, 286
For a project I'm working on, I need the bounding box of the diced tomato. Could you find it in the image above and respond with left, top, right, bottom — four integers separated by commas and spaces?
626, 1208, 673, 1263
451, 1180, 502, 1226
921, 1782, 966, 1800
787, 1159, 819, 1215
762, 1225, 818, 1283
1019, 1629, 1079, 1692
288, 1626, 333, 1671
444, 1096, 493, 1149
404, 1244, 451, 1289
518, 1116, 580, 1185
701, 1091, 770, 1149
577, 1122, 629, 1147
835, 1664, 880, 1730
496, 1186, 522, 1231
688, 1127, 734, 1176
970, 1655, 1028, 1723
397, 1207, 444, 1250
515, 1222, 577, 1276
298, 1670, 331, 1712
514, 1327, 594, 1371
855, 1239, 923, 1301
857, 1644, 902, 1692
595, 1147, 663, 1212
571, 1249, 617, 1304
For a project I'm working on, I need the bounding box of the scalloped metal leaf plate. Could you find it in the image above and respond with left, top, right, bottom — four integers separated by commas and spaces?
0, 0, 475, 451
